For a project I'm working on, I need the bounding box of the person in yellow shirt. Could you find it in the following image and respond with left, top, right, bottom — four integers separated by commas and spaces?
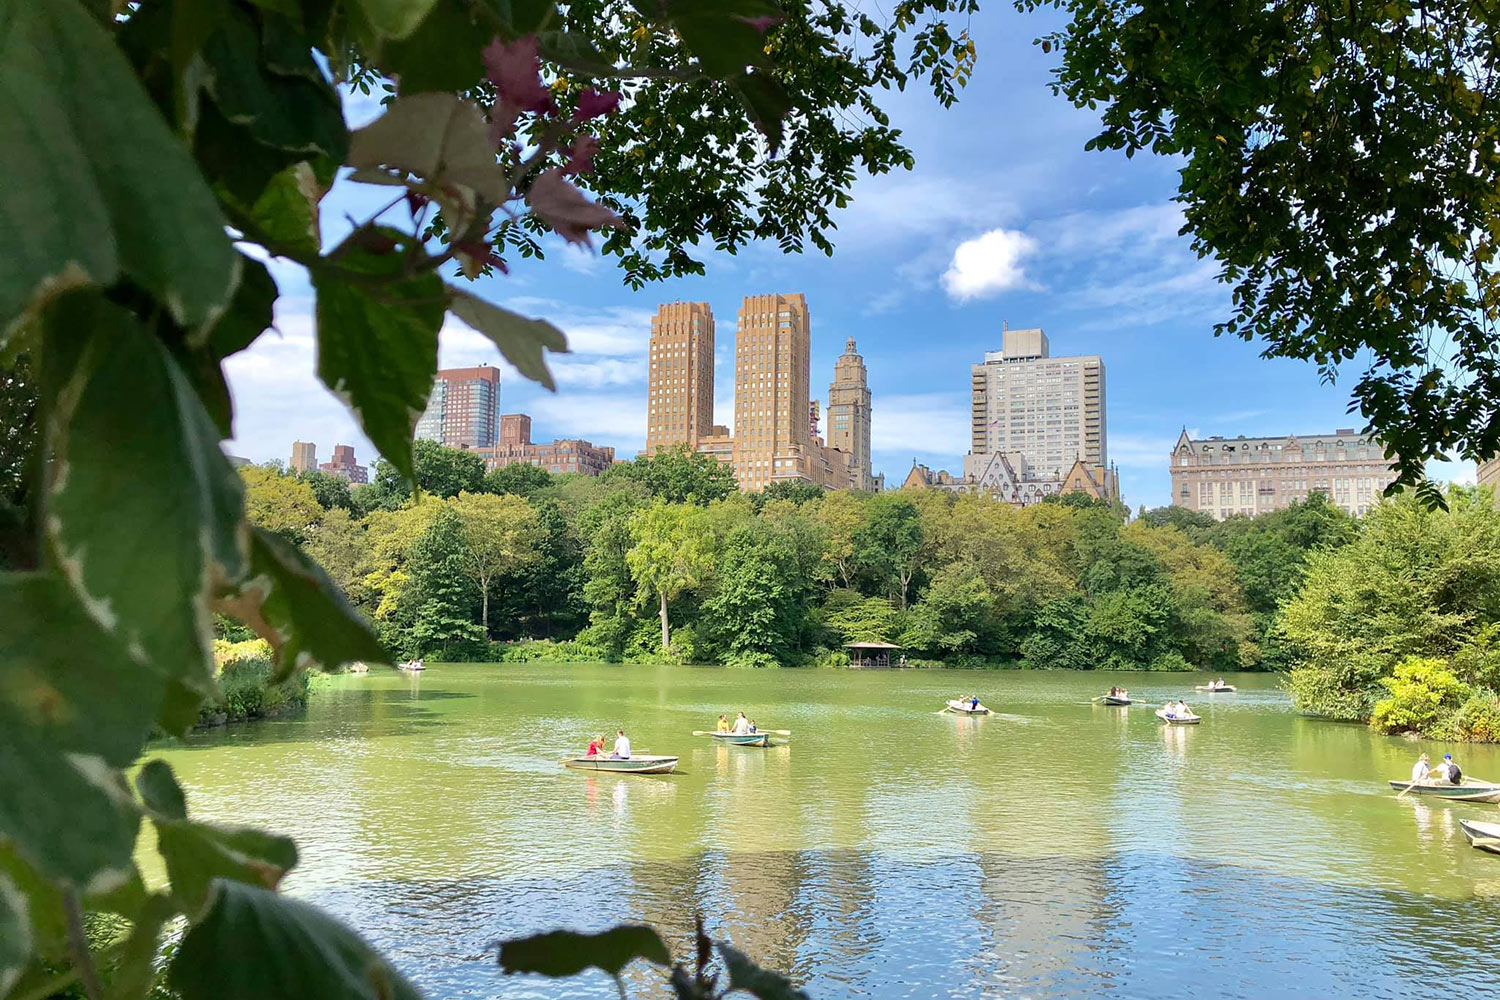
716, 714, 730, 733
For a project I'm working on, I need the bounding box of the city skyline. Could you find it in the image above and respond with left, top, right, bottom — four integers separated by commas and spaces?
220, 5, 1475, 506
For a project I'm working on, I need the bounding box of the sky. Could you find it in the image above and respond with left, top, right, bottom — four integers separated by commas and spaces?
224, 4, 1472, 508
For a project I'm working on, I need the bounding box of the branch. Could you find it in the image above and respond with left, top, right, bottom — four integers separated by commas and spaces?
62, 889, 104, 1000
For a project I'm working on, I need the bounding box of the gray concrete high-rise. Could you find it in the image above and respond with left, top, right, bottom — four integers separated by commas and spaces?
970, 327, 1106, 476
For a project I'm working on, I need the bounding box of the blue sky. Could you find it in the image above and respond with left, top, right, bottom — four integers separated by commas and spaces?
225, 4, 1469, 508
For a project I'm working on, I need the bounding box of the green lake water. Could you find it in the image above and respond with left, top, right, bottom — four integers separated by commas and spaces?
145, 664, 1500, 999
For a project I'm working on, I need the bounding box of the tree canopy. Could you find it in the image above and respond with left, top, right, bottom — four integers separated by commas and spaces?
1025, 0, 1500, 493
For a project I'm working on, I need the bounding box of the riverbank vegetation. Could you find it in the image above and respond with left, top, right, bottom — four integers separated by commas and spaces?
242, 445, 1362, 673
204, 640, 310, 726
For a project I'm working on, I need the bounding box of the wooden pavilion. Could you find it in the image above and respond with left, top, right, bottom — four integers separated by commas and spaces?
845, 640, 903, 668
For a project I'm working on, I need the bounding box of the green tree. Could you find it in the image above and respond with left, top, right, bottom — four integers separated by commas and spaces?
297, 469, 355, 511
483, 462, 554, 497
703, 520, 810, 664
603, 445, 738, 504
447, 491, 541, 636
500, 498, 587, 639
301, 507, 369, 603
1284, 488, 1500, 719
239, 465, 322, 544
1025, 0, 1500, 491
626, 502, 716, 652
900, 565, 997, 657
405, 507, 485, 658
1370, 657, 1472, 737
823, 590, 901, 644
854, 494, 926, 608
810, 489, 868, 588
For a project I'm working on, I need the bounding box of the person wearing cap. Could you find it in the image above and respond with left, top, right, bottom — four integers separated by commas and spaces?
1434, 753, 1463, 785
1410, 753, 1431, 786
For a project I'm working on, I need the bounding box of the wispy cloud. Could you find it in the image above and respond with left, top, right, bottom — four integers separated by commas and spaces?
871, 392, 972, 455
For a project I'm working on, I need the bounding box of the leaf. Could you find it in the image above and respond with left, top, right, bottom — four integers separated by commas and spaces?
108, 894, 177, 1000
136, 759, 188, 820
41, 293, 247, 692
0, 870, 29, 997
729, 72, 789, 153
498, 925, 671, 978
380, 0, 486, 94
197, 252, 277, 357
246, 161, 325, 260
169, 882, 422, 1000
478, 0, 558, 35
201, 4, 348, 158
347, 93, 509, 203
349, 0, 443, 40
221, 527, 390, 681
663, 0, 781, 77
0, 0, 236, 331
717, 942, 810, 1000
196, 98, 312, 206
155, 821, 298, 917
447, 287, 568, 391
313, 239, 445, 481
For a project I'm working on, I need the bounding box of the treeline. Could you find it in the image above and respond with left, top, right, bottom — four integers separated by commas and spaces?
240, 442, 1353, 672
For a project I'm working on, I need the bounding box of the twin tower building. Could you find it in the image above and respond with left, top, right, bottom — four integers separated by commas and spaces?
644, 294, 882, 492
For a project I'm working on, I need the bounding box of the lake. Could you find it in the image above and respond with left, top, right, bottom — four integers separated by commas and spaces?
145, 664, 1500, 999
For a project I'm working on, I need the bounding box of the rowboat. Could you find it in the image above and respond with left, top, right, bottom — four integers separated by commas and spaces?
1156, 708, 1201, 725
564, 755, 678, 775
1194, 684, 1235, 692
1459, 818, 1500, 855
944, 699, 990, 715
399, 658, 425, 672
706, 732, 772, 747
1100, 695, 1132, 706
1386, 780, 1500, 803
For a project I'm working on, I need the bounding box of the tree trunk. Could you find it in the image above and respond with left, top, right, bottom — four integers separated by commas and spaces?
481, 581, 490, 637
659, 590, 671, 652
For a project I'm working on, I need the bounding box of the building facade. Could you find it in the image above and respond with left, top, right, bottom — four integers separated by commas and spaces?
1480, 457, 1500, 492
731, 293, 818, 491
289, 440, 317, 473
318, 444, 368, 484
1170, 429, 1397, 519
906, 453, 1116, 506
415, 365, 501, 450
970, 327, 1106, 476
827, 338, 875, 491
477, 413, 615, 476
646, 301, 716, 454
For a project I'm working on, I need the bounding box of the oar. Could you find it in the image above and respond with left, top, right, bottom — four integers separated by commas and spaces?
1470, 836, 1500, 847
1397, 778, 1422, 799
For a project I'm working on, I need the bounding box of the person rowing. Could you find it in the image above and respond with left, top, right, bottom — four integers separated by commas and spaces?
1410, 752, 1431, 786
1433, 753, 1463, 785
610, 729, 631, 760
732, 712, 750, 735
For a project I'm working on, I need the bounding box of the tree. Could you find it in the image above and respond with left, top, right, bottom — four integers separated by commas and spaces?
811, 489, 868, 588
602, 445, 738, 504
239, 465, 322, 543
448, 491, 542, 636
901, 565, 997, 657
703, 520, 810, 664
1027, 0, 1500, 492
405, 507, 486, 658
301, 507, 368, 602
626, 502, 716, 651
483, 462, 554, 497
297, 469, 354, 511
398, 440, 487, 499
854, 494, 926, 608
823, 590, 901, 644
756, 480, 826, 506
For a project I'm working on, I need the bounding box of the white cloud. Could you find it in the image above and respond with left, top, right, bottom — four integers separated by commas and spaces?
941, 228, 1040, 301
870, 392, 972, 455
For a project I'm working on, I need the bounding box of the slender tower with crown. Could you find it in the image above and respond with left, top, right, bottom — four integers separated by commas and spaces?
827, 337, 874, 490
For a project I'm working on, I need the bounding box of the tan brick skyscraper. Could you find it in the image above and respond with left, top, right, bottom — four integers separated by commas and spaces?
645, 302, 715, 454
733, 293, 812, 491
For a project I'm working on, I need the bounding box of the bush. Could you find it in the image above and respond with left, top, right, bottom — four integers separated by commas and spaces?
1370, 657, 1472, 736
810, 647, 850, 668
207, 656, 309, 725
493, 638, 606, 663
1452, 691, 1500, 742
721, 650, 781, 669
1149, 651, 1195, 672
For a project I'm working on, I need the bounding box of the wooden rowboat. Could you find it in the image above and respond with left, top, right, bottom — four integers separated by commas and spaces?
706, 732, 772, 747
564, 755, 678, 775
1459, 818, 1500, 855
944, 699, 990, 715
1194, 684, 1235, 692
1155, 708, 1201, 725
1101, 695, 1132, 706
1386, 780, 1500, 803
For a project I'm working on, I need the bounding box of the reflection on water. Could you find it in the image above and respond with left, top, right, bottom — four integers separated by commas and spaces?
145, 665, 1500, 1000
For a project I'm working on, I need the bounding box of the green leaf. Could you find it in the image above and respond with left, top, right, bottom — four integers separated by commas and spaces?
196, 99, 310, 206
349, 0, 443, 41
198, 252, 277, 358
498, 925, 671, 978
201, 4, 348, 158
381, 0, 486, 94
347, 93, 509, 203
730, 72, 789, 153
313, 240, 444, 481
229, 527, 390, 680
169, 882, 422, 1000
663, 0, 780, 77
41, 293, 247, 690
717, 942, 810, 1000
136, 759, 188, 820
447, 287, 568, 391
0, 870, 30, 997
108, 893, 177, 1000
481, 0, 560, 35
0, 846, 65, 959
0, 0, 236, 331
158, 678, 208, 738
246, 161, 325, 260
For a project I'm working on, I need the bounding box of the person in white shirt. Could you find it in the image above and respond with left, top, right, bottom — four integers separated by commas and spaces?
611, 729, 631, 759
1176, 700, 1190, 716
1410, 753, 1431, 785
732, 712, 750, 735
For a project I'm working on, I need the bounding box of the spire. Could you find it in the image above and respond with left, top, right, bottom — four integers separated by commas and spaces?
845, 336, 857, 354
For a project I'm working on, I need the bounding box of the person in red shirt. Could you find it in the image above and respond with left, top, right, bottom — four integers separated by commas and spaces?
586, 734, 605, 758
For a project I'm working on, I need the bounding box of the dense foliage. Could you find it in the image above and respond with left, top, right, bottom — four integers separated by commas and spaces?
1023, 0, 1500, 496
254, 448, 1336, 673
1283, 487, 1500, 739
0, 0, 981, 998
